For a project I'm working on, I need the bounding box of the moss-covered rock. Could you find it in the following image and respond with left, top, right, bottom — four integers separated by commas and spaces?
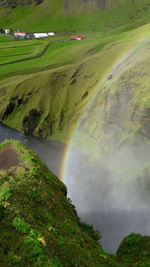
117, 233, 150, 266
0, 140, 114, 267
0, 140, 150, 266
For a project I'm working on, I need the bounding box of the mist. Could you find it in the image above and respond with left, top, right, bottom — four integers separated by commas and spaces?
65, 141, 150, 253
65, 38, 150, 253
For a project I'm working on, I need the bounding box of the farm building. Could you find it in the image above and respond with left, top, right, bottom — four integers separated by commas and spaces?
48, 32, 55, 36
33, 32, 55, 39
5, 29, 11, 34
71, 35, 87, 40
79, 35, 86, 39
14, 32, 28, 38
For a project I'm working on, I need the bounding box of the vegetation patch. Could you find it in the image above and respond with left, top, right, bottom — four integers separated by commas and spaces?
12, 216, 30, 234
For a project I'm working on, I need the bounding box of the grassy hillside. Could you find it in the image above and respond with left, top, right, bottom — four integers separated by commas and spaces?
0, 140, 150, 266
0, 0, 150, 32
0, 0, 150, 143
0, 23, 150, 143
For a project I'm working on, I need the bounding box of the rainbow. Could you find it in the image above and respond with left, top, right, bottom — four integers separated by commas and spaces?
61, 35, 149, 185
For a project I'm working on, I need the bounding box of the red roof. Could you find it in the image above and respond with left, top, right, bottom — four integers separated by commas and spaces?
71, 35, 87, 40
15, 32, 27, 34
78, 35, 86, 39
71, 36, 79, 39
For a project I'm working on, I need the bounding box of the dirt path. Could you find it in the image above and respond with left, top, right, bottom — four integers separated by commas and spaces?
0, 145, 21, 170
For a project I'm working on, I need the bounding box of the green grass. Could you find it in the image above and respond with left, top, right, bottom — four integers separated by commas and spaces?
0, 0, 150, 32
0, 37, 49, 67
0, 31, 122, 80
12, 217, 30, 234
0, 35, 12, 41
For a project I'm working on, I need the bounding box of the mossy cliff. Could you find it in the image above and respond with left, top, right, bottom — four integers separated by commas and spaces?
0, 140, 108, 267
75, 23, 150, 180
0, 140, 150, 266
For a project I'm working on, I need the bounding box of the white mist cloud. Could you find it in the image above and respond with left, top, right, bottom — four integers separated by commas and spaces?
65, 141, 150, 253
64, 37, 150, 253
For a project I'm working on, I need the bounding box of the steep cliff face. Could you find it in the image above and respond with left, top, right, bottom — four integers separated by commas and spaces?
0, 140, 150, 266
65, 24, 150, 253
0, 140, 107, 267
80, 27, 150, 163
74, 25, 150, 204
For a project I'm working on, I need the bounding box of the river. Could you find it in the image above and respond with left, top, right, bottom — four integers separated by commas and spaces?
0, 122, 66, 178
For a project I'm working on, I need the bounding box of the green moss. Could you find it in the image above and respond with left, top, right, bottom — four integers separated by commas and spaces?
7, 251, 21, 264
117, 233, 150, 264
12, 217, 30, 234
0, 187, 11, 202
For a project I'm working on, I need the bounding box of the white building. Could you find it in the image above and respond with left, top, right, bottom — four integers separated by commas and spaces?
33, 33, 48, 39
48, 32, 55, 36
14, 32, 27, 38
5, 29, 11, 34
33, 32, 55, 39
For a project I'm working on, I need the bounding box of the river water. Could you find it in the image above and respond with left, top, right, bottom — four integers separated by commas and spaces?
0, 122, 66, 178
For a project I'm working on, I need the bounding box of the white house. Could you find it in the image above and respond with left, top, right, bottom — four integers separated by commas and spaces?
14, 32, 27, 38
5, 29, 11, 34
